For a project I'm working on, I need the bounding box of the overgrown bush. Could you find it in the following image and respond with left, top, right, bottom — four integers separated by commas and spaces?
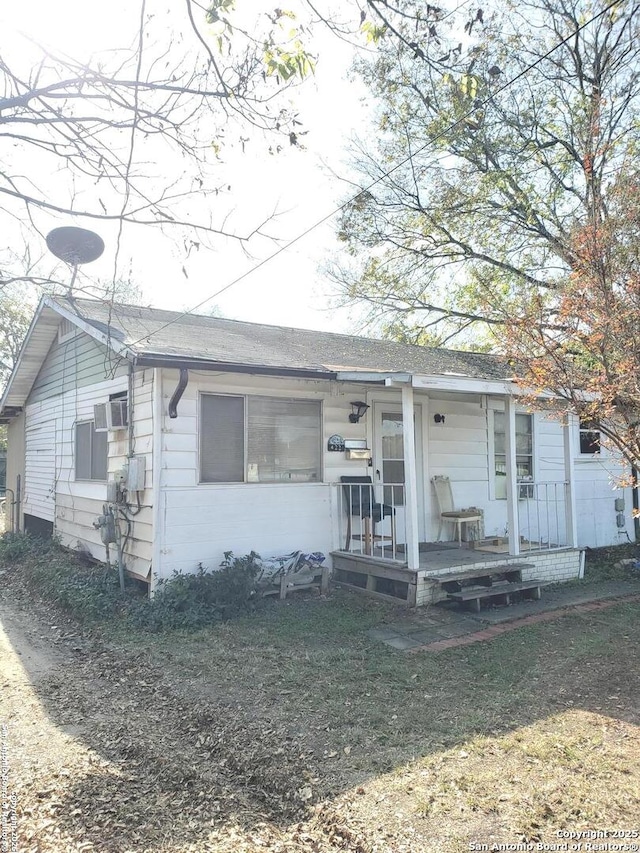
0, 532, 128, 622
128, 552, 262, 632
0, 531, 41, 564
1, 534, 262, 632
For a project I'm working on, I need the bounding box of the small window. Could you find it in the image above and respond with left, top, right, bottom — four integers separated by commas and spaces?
579, 418, 601, 455
493, 411, 533, 499
75, 421, 108, 481
200, 394, 321, 484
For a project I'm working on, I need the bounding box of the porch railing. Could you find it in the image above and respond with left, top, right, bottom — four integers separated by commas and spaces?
335, 481, 407, 562
517, 480, 569, 551
333, 478, 570, 561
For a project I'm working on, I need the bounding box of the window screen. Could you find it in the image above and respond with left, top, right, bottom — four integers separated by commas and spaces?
579, 419, 601, 454
200, 395, 245, 482
247, 397, 321, 483
75, 421, 108, 481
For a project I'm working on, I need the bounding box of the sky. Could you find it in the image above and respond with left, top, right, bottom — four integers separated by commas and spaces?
1, 0, 374, 334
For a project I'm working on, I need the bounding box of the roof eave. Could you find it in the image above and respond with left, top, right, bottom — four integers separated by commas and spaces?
337, 370, 520, 395
44, 296, 135, 360
134, 353, 338, 381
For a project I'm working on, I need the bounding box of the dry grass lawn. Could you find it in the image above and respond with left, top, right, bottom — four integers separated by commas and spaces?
1, 558, 639, 852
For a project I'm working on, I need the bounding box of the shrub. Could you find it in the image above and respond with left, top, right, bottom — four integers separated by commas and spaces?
0, 532, 129, 623
1, 535, 264, 632
0, 531, 43, 564
129, 552, 262, 632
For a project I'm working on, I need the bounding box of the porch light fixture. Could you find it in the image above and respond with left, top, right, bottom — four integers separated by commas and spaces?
434, 413, 446, 424
349, 401, 370, 423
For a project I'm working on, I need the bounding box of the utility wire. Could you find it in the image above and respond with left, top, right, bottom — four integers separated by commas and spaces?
128, 0, 623, 348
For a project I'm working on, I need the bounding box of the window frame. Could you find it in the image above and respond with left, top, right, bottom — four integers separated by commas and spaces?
74, 420, 108, 482
488, 406, 535, 501
578, 417, 602, 457
198, 392, 323, 485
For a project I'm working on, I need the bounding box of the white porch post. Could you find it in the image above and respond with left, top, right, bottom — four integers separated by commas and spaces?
504, 396, 520, 556
563, 412, 578, 548
401, 383, 420, 570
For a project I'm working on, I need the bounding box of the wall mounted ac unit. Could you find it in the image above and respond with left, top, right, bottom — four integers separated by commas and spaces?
94, 400, 128, 431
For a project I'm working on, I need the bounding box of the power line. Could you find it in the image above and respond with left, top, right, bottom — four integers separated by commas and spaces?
128, 0, 623, 349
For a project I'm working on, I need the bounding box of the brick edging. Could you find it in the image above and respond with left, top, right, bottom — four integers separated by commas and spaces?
408, 594, 640, 653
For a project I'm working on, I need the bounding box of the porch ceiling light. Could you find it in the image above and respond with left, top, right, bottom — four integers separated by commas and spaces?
349, 401, 370, 423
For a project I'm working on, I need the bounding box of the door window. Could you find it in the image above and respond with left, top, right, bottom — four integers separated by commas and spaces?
381, 412, 405, 505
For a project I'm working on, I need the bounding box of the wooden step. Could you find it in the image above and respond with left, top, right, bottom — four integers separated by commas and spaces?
447, 579, 546, 613
433, 564, 535, 592
432, 564, 534, 585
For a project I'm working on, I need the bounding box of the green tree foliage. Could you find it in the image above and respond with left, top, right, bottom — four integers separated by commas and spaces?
0, 287, 34, 385
334, 0, 640, 345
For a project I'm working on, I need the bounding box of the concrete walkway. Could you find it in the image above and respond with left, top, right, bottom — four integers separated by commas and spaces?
367, 580, 640, 652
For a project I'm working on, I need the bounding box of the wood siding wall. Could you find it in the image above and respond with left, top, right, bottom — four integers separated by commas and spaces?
29, 330, 128, 402
24, 401, 56, 522
24, 329, 153, 579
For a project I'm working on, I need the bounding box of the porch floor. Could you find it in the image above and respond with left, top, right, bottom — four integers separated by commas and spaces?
343, 541, 548, 575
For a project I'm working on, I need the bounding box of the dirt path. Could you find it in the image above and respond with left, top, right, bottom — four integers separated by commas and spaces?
0, 602, 99, 851
0, 597, 370, 853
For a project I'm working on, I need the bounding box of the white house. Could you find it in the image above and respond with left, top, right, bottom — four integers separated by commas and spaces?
0, 296, 634, 605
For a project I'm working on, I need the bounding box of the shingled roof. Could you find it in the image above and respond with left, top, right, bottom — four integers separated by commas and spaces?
58, 297, 511, 382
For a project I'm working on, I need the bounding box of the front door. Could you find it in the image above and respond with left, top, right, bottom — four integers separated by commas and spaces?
373, 405, 425, 543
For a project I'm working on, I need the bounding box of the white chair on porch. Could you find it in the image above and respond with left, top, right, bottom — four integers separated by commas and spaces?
431, 475, 482, 547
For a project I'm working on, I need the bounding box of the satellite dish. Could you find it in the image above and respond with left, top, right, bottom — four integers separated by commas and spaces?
46, 227, 105, 265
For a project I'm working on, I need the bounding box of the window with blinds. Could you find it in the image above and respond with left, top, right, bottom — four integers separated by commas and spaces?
200, 394, 321, 484
75, 421, 108, 481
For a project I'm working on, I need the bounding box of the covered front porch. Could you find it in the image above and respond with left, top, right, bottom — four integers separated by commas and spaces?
330, 543, 582, 606
328, 370, 581, 606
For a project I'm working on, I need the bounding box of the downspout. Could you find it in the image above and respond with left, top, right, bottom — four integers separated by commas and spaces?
168, 368, 189, 419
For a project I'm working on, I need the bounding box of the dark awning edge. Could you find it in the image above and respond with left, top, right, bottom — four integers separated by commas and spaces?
0, 406, 23, 423
134, 354, 339, 381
